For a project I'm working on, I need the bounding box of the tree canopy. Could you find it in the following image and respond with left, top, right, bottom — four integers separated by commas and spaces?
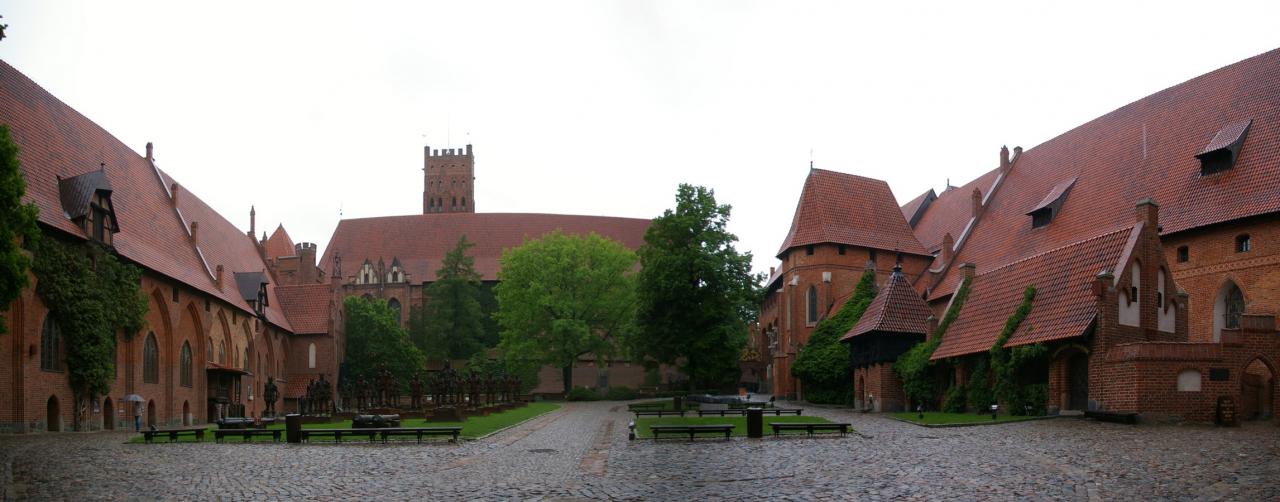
0, 124, 39, 335
409, 235, 487, 360
494, 230, 637, 395
343, 296, 424, 386
634, 184, 762, 390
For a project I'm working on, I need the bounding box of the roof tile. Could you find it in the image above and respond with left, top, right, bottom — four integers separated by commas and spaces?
777, 169, 928, 257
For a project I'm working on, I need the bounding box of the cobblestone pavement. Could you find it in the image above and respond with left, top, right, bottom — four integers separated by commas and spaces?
2, 401, 1278, 501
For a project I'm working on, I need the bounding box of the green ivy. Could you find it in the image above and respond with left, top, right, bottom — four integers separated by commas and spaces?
0, 124, 41, 335
30, 233, 148, 405
942, 383, 967, 413
791, 269, 877, 404
895, 276, 971, 407
989, 286, 1037, 406
965, 356, 993, 411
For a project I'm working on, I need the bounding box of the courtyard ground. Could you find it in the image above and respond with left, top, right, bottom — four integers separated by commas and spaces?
1, 401, 1276, 501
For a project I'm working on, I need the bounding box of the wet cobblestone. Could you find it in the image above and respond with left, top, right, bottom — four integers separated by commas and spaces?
1, 402, 1277, 500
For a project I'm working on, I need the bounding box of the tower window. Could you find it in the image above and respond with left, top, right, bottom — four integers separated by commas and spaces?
805, 245, 814, 256
1235, 234, 1251, 253
837, 245, 846, 255
869, 249, 877, 263
806, 285, 818, 325
1177, 246, 1189, 263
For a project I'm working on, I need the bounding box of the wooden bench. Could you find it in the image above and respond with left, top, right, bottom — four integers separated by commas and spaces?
1085, 411, 1138, 424
649, 424, 734, 441
633, 409, 685, 418
377, 427, 463, 443
143, 427, 206, 443
214, 428, 283, 443
696, 408, 802, 417
769, 422, 851, 437
299, 428, 381, 443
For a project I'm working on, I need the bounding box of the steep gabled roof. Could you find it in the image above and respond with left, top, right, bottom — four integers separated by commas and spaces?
842, 266, 932, 341
264, 224, 296, 260
910, 168, 1002, 254
319, 213, 650, 283
276, 284, 331, 335
931, 225, 1132, 360
900, 189, 936, 227
930, 48, 1280, 301
777, 169, 928, 258
1, 59, 293, 331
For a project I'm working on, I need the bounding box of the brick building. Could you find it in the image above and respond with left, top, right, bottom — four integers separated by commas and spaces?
0, 60, 336, 432
766, 48, 1280, 422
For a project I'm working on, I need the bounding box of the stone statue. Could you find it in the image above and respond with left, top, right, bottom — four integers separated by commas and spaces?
410, 374, 423, 410
263, 376, 279, 416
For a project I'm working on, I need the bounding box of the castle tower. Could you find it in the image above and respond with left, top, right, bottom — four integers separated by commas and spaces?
423, 144, 475, 214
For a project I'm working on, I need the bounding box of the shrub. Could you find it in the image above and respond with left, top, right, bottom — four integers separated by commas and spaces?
605, 386, 637, 400
942, 384, 967, 413
566, 386, 601, 401
1008, 383, 1047, 416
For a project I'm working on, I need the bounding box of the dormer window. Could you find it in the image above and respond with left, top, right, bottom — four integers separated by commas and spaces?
1027, 178, 1076, 229
233, 271, 270, 318
57, 168, 119, 245
1197, 119, 1251, 175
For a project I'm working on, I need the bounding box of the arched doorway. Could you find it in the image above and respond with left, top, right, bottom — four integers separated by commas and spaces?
103, 398, 115, 430
1241, 358, 1274, 420
46, 395, 60, 432
1066, 352, 1089, 411
182, 401, 191, 426
146, 399, 157, 429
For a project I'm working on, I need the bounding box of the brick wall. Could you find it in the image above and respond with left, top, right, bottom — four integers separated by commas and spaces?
1163, 215, 1280, 343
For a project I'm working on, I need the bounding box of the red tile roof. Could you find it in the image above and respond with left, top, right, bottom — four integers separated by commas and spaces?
1197, 118, 1253, 156
264, 224, 296, 260
930, 48, 1280, 301
842, 267, 932, 341
777, 169, 928, 258
931, 225, 1132, 360
1, 59, 293, 331
319, 213, 651, 283
282, 374, 323, 398
910, 168, 1001, 254
276, 284, 332, 335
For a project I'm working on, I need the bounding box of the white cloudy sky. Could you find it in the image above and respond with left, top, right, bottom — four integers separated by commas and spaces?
2, 1, 1278, 275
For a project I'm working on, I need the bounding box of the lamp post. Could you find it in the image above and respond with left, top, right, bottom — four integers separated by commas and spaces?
990, 403, 999, 421
917, 404, 924, 420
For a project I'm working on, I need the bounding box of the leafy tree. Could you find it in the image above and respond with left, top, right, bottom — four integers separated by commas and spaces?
495, 231, 637, 395
0, 124, 40, 334
409, 235, 486, 360
634, 184, 763, 391
31, 235, 147, 430
792, 269, 877, 404
343, 296, 424, 387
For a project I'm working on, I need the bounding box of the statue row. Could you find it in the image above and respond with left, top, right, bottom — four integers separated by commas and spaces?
340, 367, 522, 411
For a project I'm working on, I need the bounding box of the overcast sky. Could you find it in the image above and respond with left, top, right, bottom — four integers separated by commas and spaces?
3, 1, 1278, 276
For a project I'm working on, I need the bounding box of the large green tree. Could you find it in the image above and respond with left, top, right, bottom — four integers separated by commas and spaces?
343, 296, 425, 386
634, 184, 762, 391
494, 231, 637, 395
0, 124, 40, 334
409, 235, 487, 360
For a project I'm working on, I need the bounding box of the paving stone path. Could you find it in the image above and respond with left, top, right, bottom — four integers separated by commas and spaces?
1, 401, 1277, 500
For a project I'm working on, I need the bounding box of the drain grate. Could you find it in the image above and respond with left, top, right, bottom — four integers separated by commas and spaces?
528, 448, 558, 454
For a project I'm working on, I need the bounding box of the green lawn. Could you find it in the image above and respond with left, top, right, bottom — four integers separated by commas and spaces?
130, 402, 560, 444
891, 411, 1043, 426
633, 415, 835, 438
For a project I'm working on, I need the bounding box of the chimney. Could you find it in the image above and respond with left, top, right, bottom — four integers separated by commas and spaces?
215, 265, 224, 290
959, 262, 976, 281
769, 266, 776, 277
170, 183, 180, 208
249, 206, 256, 239
971, 188, 983, 218
926, 315, 939, 341
1000, 145, 1010, 172
1135, 198, 1159, 228
189, 221, 199, 244
1093, 270, 1114, 297
145, 142, 154, 161
940, 232, 955, 266
1012, 146, 1023, 162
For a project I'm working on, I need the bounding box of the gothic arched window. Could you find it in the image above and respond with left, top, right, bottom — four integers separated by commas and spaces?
806, 286, 818, 324
180, 341, 192, 387
143, 332, 159, 384
40, 316, 62, 372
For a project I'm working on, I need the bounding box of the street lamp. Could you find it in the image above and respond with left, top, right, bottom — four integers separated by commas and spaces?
917, 404, 924, 420
990, 403, 999, 421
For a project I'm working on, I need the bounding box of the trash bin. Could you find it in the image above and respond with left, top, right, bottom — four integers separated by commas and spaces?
746, 407, 763, 438
286, 413, 302, 443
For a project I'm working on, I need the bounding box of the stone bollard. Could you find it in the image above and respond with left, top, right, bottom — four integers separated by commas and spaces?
286, 413, 302, 443
746, 407, 763, 439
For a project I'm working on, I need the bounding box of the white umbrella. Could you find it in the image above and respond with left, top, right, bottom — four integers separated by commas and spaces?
123, 394, 144, 402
